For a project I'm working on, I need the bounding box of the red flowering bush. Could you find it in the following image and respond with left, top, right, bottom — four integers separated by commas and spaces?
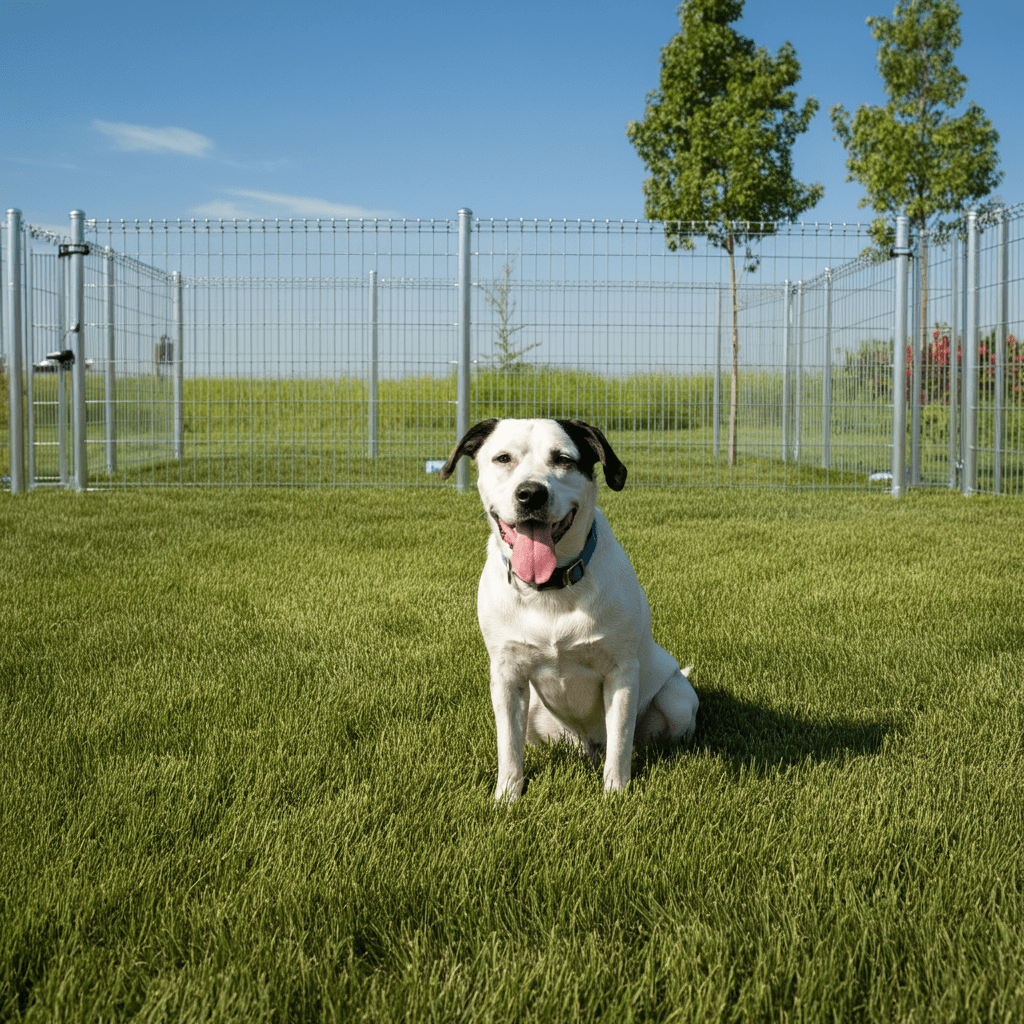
847, 330, 1021, 405
906, 329, 955, 405
978, 332, 1023, 400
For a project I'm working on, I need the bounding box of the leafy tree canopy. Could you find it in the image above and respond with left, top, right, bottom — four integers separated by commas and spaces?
830, 0, 1002, 245
626, 0, 823, 255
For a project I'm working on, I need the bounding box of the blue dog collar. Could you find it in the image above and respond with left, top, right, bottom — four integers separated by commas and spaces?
503, 520, 598, 590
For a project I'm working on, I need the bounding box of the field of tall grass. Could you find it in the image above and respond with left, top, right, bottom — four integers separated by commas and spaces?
2, 485, 1023, 1022
4, 366, 1023, 492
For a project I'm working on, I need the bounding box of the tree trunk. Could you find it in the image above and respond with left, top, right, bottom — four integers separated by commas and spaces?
727, 233, 739, 466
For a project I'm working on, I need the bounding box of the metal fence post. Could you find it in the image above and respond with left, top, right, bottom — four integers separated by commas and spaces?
5, 209, 25, 493
962, 209, 979, 495
172, 271, 184, 461
909, 232, 922, 487
368, 269, 378, 460
25, 239, 35, 488
821, 268, 832, 470
69, 210, 88, 492
993, 206, 1008, 494
781, 281, 791, 462
456, 209, 472, 492
105, 249, 116, 476
794, 281, 804, 463
57, 256, 68, 487
891, 215, 910, 497
948, 239, 959, 489
713, 287, 722, 459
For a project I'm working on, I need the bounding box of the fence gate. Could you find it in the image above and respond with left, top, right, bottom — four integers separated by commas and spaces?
13, 233, 181, 488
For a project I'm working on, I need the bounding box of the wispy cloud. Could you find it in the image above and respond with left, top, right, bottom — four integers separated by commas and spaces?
189, 200, 257, 219
191, 189, 393, 220
93, 120, 213, 157
7, 155, 78, 171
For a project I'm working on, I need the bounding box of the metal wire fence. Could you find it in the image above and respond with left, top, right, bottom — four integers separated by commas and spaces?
2, 206, 1022, 492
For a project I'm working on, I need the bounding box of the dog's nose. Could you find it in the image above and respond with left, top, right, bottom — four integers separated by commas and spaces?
515, 480, 548, 511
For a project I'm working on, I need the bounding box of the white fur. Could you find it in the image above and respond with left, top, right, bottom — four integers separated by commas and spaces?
455, 418, 698, 801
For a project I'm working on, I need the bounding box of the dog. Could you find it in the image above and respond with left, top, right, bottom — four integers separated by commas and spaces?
440, 418, 698, 800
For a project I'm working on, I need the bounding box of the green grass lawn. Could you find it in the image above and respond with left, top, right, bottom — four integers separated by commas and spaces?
2, 485, 1023, 1022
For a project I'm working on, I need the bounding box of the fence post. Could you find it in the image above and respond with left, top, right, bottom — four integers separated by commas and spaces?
891, 215, 910, 497
456, 209, 473, 492
794, 281, 804, 463
68, 210, 88, 492
368, 269, 379, 459
781, 281, 791, 463
172, 272, 184, 461
25, 239, 35, 488
821, 268, 832, 470
909, 231, 922, 486
713, 287, 722, 459
993, 206, 1008, 494
57, 255, 68, 486
962, 209, 979, 495
948, 238, 958, 489
5, 209, 25, 494
105, 249, 116, 476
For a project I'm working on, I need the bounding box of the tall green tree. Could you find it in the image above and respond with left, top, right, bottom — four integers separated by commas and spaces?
830, 0, 1002, 369
627, 0, 822, 466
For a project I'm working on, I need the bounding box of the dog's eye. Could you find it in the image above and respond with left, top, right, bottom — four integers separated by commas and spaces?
554, 452, 577, 469
493, 453, 513, 466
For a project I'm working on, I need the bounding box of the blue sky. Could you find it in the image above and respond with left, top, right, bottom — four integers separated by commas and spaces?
4, 0, 1021, 234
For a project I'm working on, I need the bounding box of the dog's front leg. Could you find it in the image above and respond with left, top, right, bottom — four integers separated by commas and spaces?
602, 659, 640, 793
490, 668, 530, 802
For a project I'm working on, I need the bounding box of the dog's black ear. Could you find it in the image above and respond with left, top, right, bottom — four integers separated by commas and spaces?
439, 419, 500, 480
556, 419, 627, 491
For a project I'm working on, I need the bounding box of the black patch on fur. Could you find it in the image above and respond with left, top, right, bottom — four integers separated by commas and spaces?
555, 419, 628, 491
439, 418, 500, 480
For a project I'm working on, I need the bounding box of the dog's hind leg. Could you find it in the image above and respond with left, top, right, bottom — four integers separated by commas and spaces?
635, 667, 698, 743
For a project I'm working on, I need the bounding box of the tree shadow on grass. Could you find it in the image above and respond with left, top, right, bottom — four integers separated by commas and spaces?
633, 687, 892, 781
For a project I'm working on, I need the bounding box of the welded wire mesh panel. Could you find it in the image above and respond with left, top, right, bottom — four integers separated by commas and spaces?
25, 249, 65, 483
971, 206, 1024, 494
84, 218, 462, 485
83, 250, 177, 482
472, 219, 881, 488
909, 232, 961, 488
797, 255, 896, 484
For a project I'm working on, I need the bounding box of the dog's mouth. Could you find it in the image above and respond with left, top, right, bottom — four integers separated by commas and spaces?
492, 507, 577, 585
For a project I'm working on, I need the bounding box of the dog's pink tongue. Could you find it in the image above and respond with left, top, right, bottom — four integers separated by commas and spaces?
511, 522, 557, 584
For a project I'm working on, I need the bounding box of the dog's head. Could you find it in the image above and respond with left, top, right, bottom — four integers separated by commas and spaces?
440, 418, 626, 585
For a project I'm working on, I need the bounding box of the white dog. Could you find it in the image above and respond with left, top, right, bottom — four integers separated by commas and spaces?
441, 418, 698, 800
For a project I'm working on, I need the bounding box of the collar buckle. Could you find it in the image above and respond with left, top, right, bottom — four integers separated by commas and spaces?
561, 558, 586, 587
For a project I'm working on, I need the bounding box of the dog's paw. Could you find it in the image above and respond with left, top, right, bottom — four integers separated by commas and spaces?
602, 775, 630, 795
493, 778, 523, 803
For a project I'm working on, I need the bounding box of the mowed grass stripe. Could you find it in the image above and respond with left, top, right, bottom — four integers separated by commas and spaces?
1, 487, 1022, 1022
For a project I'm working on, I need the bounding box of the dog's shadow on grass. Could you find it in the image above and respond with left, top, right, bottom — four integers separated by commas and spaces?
632, 687, 892, 781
